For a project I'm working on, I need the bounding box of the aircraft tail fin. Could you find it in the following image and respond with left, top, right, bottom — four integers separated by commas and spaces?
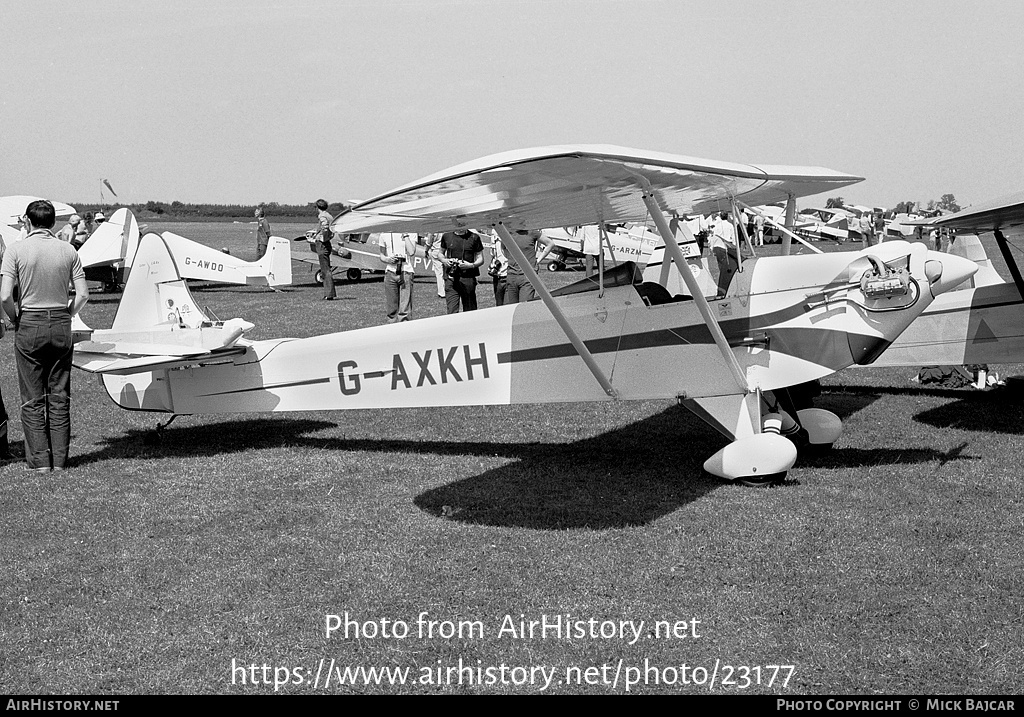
111, 233, 210, 331
77, 207, 139, 270
258, 236, 292, 286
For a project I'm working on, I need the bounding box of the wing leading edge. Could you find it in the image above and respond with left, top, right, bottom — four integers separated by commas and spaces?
931, 190, 1024, 233
332, 144, 864, 235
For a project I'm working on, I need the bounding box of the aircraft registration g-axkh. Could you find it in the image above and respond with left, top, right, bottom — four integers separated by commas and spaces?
72, 145, 976, 483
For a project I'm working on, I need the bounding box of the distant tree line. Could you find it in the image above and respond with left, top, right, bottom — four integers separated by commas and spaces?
71, 200, 351, 220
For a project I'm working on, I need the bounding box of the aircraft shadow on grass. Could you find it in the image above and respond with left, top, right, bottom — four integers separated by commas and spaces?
820, 383, 1024, 435
73, 400, 981, 530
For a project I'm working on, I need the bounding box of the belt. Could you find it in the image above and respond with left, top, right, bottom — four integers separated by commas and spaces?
19, 308, 70, 317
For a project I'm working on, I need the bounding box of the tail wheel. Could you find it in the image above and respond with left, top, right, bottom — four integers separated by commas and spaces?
347, 268, 362, 281
314, 270, 324, 284
547, 260, 565, 272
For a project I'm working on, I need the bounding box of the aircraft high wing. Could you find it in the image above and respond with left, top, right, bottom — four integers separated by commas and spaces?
77, 208, 292, 290
77, 145, 977, 484
871, 191, 1024, 368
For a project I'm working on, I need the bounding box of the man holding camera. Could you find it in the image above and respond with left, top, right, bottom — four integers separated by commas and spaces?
380, 232, 416, 323
439, 229, 485, 314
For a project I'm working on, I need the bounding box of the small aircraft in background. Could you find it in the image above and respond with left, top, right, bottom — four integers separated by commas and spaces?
793, 206, 851, 242
0, 195, 78, 246
72, 145, 976, 484
541, 224, 660, 272
293, 231, 443, 283
870, 191, 1024, 370
78, 208, 291, 291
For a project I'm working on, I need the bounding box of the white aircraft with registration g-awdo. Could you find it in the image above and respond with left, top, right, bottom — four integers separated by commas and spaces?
72, 145, 977, 484
76, 207, 292, 289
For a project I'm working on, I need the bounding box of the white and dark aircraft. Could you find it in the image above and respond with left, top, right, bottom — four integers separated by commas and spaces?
293, 231, 442, 283
77, 208, 292, 291
541, 223, 661, 272
71, 145, 977, 483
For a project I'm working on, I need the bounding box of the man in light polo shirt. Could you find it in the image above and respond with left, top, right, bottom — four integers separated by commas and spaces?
0, 200, 89, 472
379, 232, 416, 323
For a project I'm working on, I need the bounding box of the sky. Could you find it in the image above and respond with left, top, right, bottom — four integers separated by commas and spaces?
3, 0, 1023, 210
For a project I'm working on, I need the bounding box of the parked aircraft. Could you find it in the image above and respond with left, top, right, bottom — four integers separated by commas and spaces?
71, 145, 976, 484
294, 231, 444, 283
542, 224, 660, 271
794, 207, 850, 242
0, 195, 76, 226
1, 195, 77, 246
78, 208, 291, 291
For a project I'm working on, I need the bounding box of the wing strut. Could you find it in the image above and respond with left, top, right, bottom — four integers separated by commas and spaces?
640, 191, 749, 393
731, 199, 756, 263
993, 229, 1024, 298
782, 193, 797, 256
492, 222, 618, 398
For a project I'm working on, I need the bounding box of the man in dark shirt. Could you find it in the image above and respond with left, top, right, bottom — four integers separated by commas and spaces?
439, 229, 484, 313
503, 229, 554, 303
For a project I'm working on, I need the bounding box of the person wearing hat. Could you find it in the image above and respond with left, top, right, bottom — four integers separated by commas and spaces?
93, 211, 106, 226
58, 214, 82, 244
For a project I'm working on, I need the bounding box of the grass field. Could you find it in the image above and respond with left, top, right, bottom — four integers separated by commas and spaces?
1, 224, 1022, 694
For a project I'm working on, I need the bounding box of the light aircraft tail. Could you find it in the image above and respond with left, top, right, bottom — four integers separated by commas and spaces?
112, 233, 209, 330
256, 236, 292, 286
161, 231, 291, 286
74, 234, 254, 376
77, 207, 140, 270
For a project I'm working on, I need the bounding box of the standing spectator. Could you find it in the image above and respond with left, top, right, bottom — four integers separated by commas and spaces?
440, 228, 484, 313
753, 211, 765, 247
379, 232, 415, 323
58, 214, 82, 244
254, 206, 272, 259
423, 233, 446, 297
93, 211, 106, 229
0, 200, 89, 471
861, 212, 876, 247
874, 211, 886, 243
489, 238, 509, 307
306, 199, 336, 300
503, 229, 555, 304
710, 211, 738, 298
82, 212, 95, 238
